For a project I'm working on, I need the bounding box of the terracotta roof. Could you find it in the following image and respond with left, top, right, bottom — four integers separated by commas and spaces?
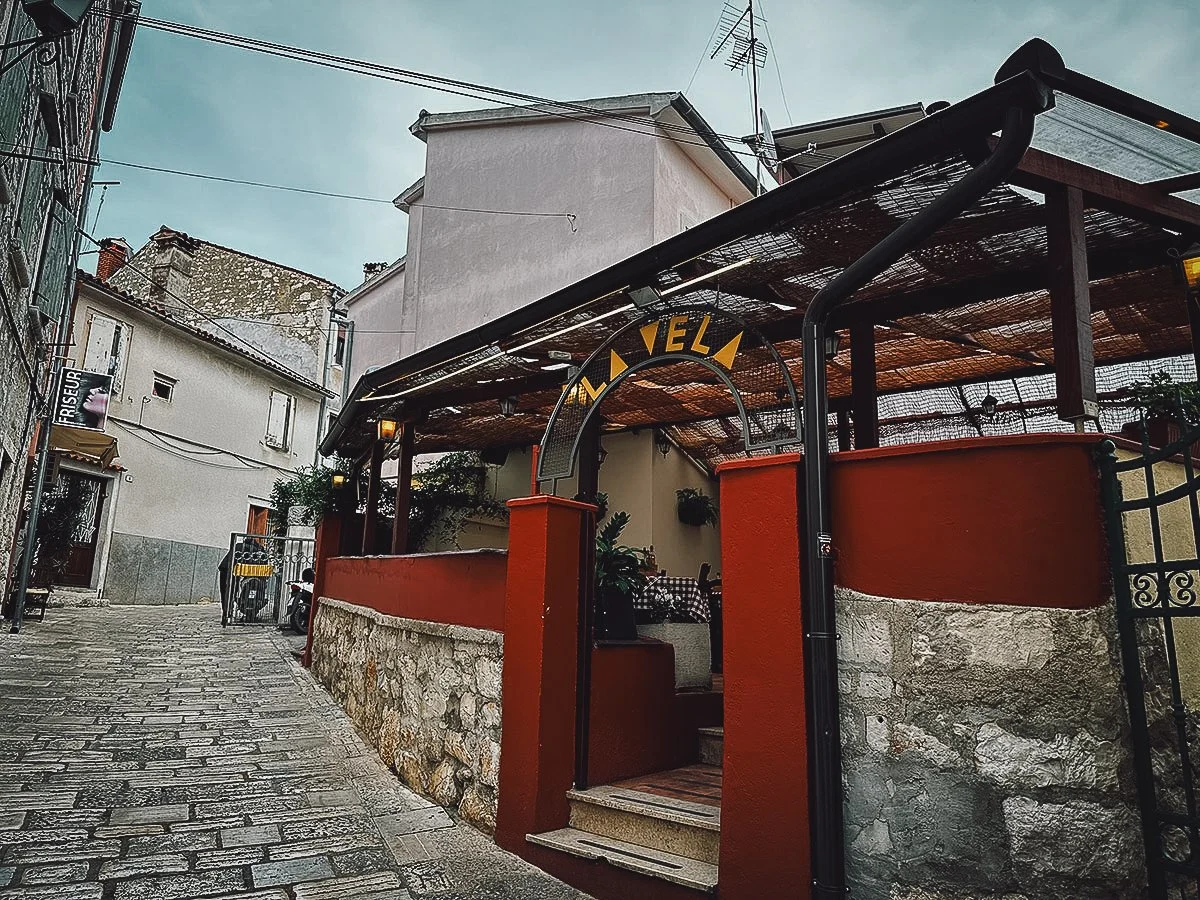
77, 270, 330, 395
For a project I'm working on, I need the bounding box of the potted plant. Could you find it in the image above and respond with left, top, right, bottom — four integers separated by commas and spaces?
594, 511, 645, 641
1123, 372, 1200, 450
676, 487, 718, 527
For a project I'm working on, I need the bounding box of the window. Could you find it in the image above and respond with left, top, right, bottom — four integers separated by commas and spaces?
82, 312, 128, 394
334, 323, 347, 367
265, 391, 294, 451
247, 504, 270, 536
152, 373, 176, 402
326, 411, 338, 438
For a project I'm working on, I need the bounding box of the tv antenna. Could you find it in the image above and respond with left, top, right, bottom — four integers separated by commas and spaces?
710, 0, 771, 194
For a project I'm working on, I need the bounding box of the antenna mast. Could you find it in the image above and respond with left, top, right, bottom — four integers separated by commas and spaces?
710, 0, 770, 194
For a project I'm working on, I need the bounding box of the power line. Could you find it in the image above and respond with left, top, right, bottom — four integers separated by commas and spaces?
88, 8, 769, 164
685, 5, 725, 95
756, 0, 793, 124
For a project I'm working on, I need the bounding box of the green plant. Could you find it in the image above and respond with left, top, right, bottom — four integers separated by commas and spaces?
33, 475, 91, 582
595, 511, 647, 604
594, 491, 609, 520
676, 487, 719, 527
408, 452, 509, 551
1127, 372, 1200, 425
268, 457, 351, 535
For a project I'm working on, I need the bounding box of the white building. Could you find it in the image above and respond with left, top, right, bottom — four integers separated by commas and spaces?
57, 236, 340, 605
336, 92, 757, 578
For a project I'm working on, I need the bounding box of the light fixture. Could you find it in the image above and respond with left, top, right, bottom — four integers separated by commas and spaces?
629, 285, 662, 309
1181, 244, 1200, 292
21, 0, 91, 38
377, 418, 398, 442
981, 394, 998, 418
824, 332, 842, 359
597, 445, 608, 466
654, 430, 671, 457
331, 473, 347, 489
499, 396, 517, 417
660, 256, 757, 297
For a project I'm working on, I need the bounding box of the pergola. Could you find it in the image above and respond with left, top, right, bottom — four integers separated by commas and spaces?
321, 39, 1200, 897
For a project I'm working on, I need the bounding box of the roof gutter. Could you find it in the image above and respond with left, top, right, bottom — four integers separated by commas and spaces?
799, 65, 1050, 898
669, 93, 759, 196
101, 0, 139, 132
320, 70, 1056, 458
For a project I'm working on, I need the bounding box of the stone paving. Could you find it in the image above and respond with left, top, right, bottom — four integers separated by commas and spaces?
0, 605, 590, 900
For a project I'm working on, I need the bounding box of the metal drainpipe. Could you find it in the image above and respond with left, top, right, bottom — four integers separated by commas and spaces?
800, 98, 1043, 897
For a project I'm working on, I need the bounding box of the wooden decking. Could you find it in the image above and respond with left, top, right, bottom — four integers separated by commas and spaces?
614, 763, 722, 808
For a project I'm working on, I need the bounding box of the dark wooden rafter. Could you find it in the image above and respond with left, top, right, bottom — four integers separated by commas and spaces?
1150, 172, 1200, 195
993, 137, 1200, 235
849, 321, 880, 449
1046, 184, 1097, 424
390, 423, 416, 554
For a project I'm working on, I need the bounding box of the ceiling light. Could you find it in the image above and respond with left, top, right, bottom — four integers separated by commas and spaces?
376, 419, 398, 442
499, 396, 517, 416
660, 257, 756, 297
629, 285, 662, 308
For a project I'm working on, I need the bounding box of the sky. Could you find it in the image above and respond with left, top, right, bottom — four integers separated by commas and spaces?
88, 0, 1200, 291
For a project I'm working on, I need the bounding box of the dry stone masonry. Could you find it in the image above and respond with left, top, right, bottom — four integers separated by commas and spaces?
837, 587, 1143, 900
310, 598, 503, 833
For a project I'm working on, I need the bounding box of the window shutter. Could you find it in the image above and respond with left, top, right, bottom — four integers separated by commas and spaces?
33, 198, 73, 320
266, 391, 293, 450
83, 314, 117, 374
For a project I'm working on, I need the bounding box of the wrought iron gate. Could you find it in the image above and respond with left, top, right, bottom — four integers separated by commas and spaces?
1100, 421, 1200, 899
221, 532, 314, 628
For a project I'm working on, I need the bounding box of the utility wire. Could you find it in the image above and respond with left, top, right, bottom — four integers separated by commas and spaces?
685, 5, 725, 95
756, 0, 793, 123
87, 9, 770, 163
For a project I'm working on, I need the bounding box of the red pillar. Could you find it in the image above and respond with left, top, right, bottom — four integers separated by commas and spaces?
716, 453, 811, 900
302, 512, 344, 668
495, 495, 592, 850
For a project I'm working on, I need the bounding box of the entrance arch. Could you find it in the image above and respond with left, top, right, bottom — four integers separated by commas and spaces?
536, 305, 800, 480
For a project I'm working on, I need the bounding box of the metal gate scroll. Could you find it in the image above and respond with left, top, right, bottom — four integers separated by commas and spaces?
1100, 418, 1200, 900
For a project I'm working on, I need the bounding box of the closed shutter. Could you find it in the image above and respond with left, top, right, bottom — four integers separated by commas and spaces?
33, 199, 73, 320
83, 314, 117, 374
0, 10, 36, 149
265, 391, 293, 450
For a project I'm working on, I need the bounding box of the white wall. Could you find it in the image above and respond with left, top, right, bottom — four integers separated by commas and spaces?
345, 264, 405, 389
653, 133, 739, 243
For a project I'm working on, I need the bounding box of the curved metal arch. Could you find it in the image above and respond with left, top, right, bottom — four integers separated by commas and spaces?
536, 304, 800, 481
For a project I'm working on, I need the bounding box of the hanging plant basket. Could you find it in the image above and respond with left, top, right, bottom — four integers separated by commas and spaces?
676, 488, 718, 527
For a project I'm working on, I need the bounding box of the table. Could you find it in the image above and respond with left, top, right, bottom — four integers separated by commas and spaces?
634, 575, 709, 623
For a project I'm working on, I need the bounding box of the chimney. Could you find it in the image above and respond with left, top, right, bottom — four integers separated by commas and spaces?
95, 237, 131, 281
147, 226, 199, 303
363, 262, 389, 283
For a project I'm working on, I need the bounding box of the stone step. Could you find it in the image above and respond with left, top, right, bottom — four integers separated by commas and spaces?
567, 784, 720, 864
697, 726, 723, 766
527, 826, 718, 894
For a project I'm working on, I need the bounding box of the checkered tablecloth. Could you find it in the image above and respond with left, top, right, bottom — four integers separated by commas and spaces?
633, 576, 709, 623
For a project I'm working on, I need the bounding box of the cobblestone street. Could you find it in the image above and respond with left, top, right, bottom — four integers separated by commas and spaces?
0, 606, 589, 900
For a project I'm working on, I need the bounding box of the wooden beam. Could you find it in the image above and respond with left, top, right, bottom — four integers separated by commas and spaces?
1046, 185, 1097, 425
996, 138, 1200, 234
390, 424, 415, 555
850, 321, 879, 449
1187, 292, 1200, 380
835, 410, 852, 452
1149, 171, 1200, 195
361, 440, 385, 555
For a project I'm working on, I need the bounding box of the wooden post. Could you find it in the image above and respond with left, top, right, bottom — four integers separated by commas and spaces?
1047, 184, 1097, 429
1187, 290, 1200, 380
850, 320, 879, 449
361, 440, 384, 556
390, 423, 415, 555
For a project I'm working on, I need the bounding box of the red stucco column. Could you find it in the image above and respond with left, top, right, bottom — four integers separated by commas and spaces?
716, 454, 811, 900
302, 512, 344, 668
495, 495, 592, 850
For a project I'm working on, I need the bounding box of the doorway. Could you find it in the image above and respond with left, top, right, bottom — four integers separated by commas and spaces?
55, 471, 108, 588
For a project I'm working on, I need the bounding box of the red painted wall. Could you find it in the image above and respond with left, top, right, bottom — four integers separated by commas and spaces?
716, 454, 811, 900
319, 549, 508, 632
587, 641, 721, 786
830, 434, 1108, 608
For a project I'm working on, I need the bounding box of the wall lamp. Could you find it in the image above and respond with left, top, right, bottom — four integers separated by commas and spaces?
1181, 243, 1200, 293
981, 394, 999, 418
824, 332, 842, 359
331, 473, 348, 489
654, 430, 671, 457
377, 418, 398, 442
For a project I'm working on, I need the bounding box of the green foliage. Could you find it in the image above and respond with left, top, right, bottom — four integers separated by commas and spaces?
676, 487, 719, 527
268, 458, 350, 535
408, 452, 509, 551
595, 510, 647, 603
1128, 372, 1200, 425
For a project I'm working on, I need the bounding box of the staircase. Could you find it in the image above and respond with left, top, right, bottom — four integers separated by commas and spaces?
527, 726, 724, 896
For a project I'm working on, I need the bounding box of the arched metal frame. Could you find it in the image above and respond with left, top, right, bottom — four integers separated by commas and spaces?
536, 304, 801, 482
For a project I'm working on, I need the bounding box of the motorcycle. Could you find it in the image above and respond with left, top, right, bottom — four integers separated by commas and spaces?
286, 575, 314, 634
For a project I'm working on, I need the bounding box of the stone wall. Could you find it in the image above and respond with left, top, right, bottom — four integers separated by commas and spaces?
310, 598, 503, 833
837, 587, 1144, 900
103, 532, 225, 604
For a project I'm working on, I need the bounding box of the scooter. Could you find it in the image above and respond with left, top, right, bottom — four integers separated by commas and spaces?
286, 574, 314, 634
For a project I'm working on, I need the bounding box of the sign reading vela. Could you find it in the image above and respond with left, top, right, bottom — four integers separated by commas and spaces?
53, 368, 112, 432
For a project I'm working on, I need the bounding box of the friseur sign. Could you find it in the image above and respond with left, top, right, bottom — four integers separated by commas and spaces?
53, 368, 112, 432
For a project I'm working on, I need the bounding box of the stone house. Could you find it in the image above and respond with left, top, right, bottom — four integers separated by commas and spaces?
58, 234, 341, 605
0, 1, 137, 603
